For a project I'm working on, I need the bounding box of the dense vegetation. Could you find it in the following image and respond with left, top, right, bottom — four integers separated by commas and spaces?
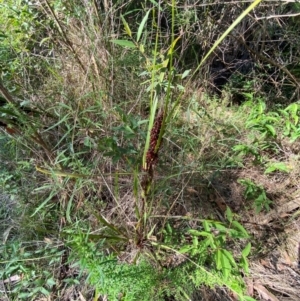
1, 0, 300, 300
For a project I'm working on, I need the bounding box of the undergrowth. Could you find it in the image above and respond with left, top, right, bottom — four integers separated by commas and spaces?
1, 0, 299, 301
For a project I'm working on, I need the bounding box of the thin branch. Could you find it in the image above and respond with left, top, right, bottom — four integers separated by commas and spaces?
0, 81, 18, 105
42, 0, 86, 73
175, 0, 298, 8
235, 35, 300, 91
255, 12, 300, 20
0, 80, 54, 162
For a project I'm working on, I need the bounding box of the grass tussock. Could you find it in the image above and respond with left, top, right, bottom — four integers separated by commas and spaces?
1, 0, 300, 300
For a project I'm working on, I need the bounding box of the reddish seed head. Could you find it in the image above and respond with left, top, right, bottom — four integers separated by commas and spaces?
145, 110, 164, 170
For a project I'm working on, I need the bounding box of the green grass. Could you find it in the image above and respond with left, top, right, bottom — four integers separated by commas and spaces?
1, 1, 300, 300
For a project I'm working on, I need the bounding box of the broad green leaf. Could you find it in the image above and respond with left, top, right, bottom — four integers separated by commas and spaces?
222, 249, 237, 267
213, 223, 228, 233
179, 245, 192, 254
139, 43, 145, 53
159, 71, 165, 82
285, 103, 299, 124
215, 249, 222, 270
265, 162, 289, 174
279, 109, 289, 117
290, 129, 300, 142
181, 69, 191, 79
209, 236, 217, 249
191, 247, 198, 256
46, 278, 56, 287
149, 0, 159, 6
231, 221, 249, 238
18, 293, 30, 298
38, 287, 50, 296
137, 119, 149, 125
229, 228, 245, 239
192, 236, 198, 247
111, 39, 135, 48
257, 101, 266, 114
162, 58, 169, 68
177, 84, 185, 91
233, 144, 247, 151
203, 220, 210, 232
166, 222, 172, 234
189, 229, 211, 237
265, 124, 276, 136
84, 136, 93, 147
137, 10, 151, 42
293, 115, 298, 125
240, 255, 249, 273
242, 242, 251, 257
121, 15, 132, 37
125, 125, 134, 134
167, 36, 181, 56
220, 251, 231, 279
225, 206, 233, 223
202, 237, 211, 248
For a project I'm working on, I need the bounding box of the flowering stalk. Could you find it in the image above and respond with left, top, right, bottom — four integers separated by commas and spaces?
141, 109, 164, 199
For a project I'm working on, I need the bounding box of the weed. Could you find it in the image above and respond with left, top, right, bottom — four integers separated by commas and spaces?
0, 241, 62, 300
238, 179, 272, 213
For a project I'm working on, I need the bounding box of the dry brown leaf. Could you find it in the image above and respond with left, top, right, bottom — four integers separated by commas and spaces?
259, 259, 272, 269
254, 283, 280, 301
282, 250, 292, 265
186, 187, 198, 195
78, 291, 86, 301
3, 274, 22, 283
215, 196, 227, 212
261, 197, 300, 225
245, 277, 254, 296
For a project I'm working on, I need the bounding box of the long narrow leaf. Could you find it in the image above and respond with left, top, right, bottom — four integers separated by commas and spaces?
142, 97, 158, 170
137, 10, 151, 42
30, 190, 59, 217
121, 15, 132, 37
167, 0, 263, 124
196, 0, 263, 72
111, 39, 135, 48
242, 242, 252, 257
